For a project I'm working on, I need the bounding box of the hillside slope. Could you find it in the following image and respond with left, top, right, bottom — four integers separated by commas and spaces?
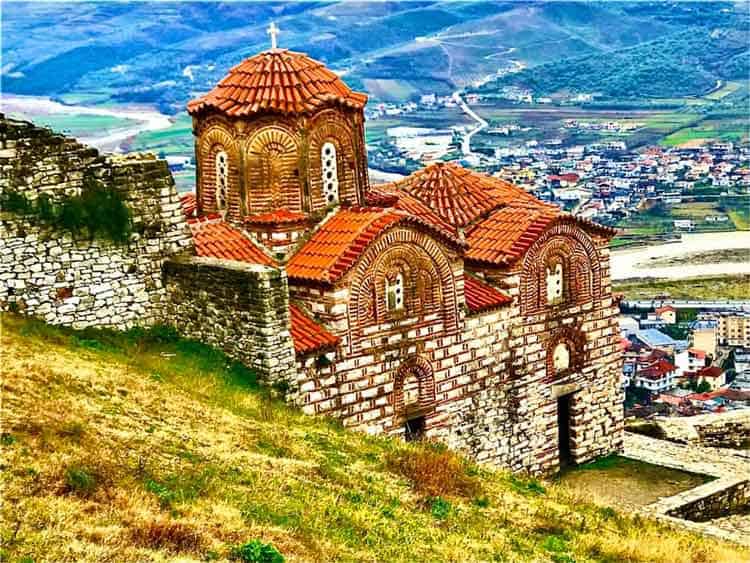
1, 315, 748, 562
3, 1, 746, 109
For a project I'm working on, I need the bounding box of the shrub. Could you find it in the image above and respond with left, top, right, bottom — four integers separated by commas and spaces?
387, 443, 479, 498
428, 496, 452, 520
0, 178, 131, 243
230, 539, 284, 563
64, 466, 98, 496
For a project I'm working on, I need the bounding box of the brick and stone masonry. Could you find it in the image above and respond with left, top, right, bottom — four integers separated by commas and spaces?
1, 39, 626, 477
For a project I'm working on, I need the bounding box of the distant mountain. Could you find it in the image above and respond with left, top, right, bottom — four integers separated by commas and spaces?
2, 1, 748, 113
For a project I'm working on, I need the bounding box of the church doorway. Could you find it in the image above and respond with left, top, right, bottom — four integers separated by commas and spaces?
393, 356, 435, 441
557, 393, 574, 468
404, 416, 425, 442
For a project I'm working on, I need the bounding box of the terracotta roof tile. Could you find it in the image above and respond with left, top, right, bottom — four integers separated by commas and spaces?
464, 275, 512, 314
287, 208, 402, 283
464, 203, 560, 265
289, 303, 339, 355
188, 217, 275, 266
379, 161, 541, 228
366, 186, 459, 239
187, 49, 367, 117
180, 192, 197, 219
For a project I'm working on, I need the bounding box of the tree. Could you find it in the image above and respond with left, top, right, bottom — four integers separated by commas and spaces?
695, 380, 712, 394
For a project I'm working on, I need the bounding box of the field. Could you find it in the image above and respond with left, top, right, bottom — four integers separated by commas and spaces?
661, 116, 749, 147
614, 274, 750, 300
617, 198, 750, 236
4, 112, 136, 139
3, 314, 748, 562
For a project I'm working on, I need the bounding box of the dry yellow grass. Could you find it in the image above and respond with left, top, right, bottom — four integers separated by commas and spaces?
1, 314, 748, 562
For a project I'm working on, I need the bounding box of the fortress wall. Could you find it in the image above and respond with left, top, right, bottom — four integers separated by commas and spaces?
0, 117, 192, 329
162, 256, 297, 384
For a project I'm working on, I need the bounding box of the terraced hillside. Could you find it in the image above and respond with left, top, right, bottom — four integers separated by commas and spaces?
2, 314, 749, 562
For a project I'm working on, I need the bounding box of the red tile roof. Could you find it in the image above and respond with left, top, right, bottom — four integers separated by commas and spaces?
367, 185, 459, 239
379, 161, 540, 228
180, 192, 197, 219
687, 348, 707, 359
286, 208, 403, 283
656, 305, 676, 314
696, 366, 723, 379
464, 275, 512, 314
289, 303, 339, 355
639, 358, 676, 379
464, 203, 560, 265
188, 217, 275, 266
287, 207, 462, 284
187, 49, 367, 117
245, 208, 308, 226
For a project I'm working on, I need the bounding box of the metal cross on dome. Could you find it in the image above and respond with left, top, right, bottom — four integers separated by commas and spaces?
267, 22, 280, 50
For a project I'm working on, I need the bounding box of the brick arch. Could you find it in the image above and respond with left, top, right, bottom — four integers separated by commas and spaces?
545, 326, 588, 380
347, 226, 459, 350
520, 219, 601, 314
198, 125, 240, 217
308, 111, 359, 210
245, 126, 302, 214
392, 355, 435, 419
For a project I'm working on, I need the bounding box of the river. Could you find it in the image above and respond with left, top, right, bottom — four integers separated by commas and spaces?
610, 231, 750, 280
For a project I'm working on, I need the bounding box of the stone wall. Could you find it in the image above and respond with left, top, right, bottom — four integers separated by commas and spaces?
666, 479, 750, 523
652, 411, 750, 448
0, 117, 192, 329
162, 256, 296, 384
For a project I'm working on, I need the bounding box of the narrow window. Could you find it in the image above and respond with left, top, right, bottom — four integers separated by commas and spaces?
387, 273, 404, 311
546, 262, 563, 304
215, 150, 229, 214
321, 142, 339, 205
553, 342, 571, 372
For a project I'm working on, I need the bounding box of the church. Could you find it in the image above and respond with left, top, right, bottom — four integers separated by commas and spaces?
180, 29, 623, 474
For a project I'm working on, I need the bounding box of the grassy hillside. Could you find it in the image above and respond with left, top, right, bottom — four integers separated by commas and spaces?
2, 314, 748, 562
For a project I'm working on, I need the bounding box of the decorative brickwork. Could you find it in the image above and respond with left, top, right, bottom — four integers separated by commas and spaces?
4, 44, 625, 477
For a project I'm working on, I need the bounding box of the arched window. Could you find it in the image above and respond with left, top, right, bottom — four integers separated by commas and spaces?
387, 273, 404, 311
215, 150, 229, 214
553, 342, 571, 372
321, 142, 339, 205
546, 262, 564, 304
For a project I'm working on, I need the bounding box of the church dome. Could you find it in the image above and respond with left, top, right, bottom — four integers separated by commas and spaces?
187, 49, 367, 117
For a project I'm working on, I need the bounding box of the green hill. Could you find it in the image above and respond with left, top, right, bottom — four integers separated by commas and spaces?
2, 314, 748, 562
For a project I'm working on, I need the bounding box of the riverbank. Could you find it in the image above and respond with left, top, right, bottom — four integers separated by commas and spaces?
613, 275, 749, 301
611, 231, 750, 280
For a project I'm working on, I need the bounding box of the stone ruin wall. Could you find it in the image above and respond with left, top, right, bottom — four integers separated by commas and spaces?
654, 410, 750, 449
161, 257, 297, 383
0, 117, 192, 329
0, 117, 297, 384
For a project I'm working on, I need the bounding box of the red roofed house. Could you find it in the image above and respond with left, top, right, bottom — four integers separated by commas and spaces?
654, 305, 677, 325
176, 37, 623, 474
633, 358, 677, 393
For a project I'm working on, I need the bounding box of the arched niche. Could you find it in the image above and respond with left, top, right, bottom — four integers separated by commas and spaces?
245, 126, 302, 214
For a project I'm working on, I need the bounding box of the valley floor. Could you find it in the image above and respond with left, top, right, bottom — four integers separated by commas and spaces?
1, 315, 748, 562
